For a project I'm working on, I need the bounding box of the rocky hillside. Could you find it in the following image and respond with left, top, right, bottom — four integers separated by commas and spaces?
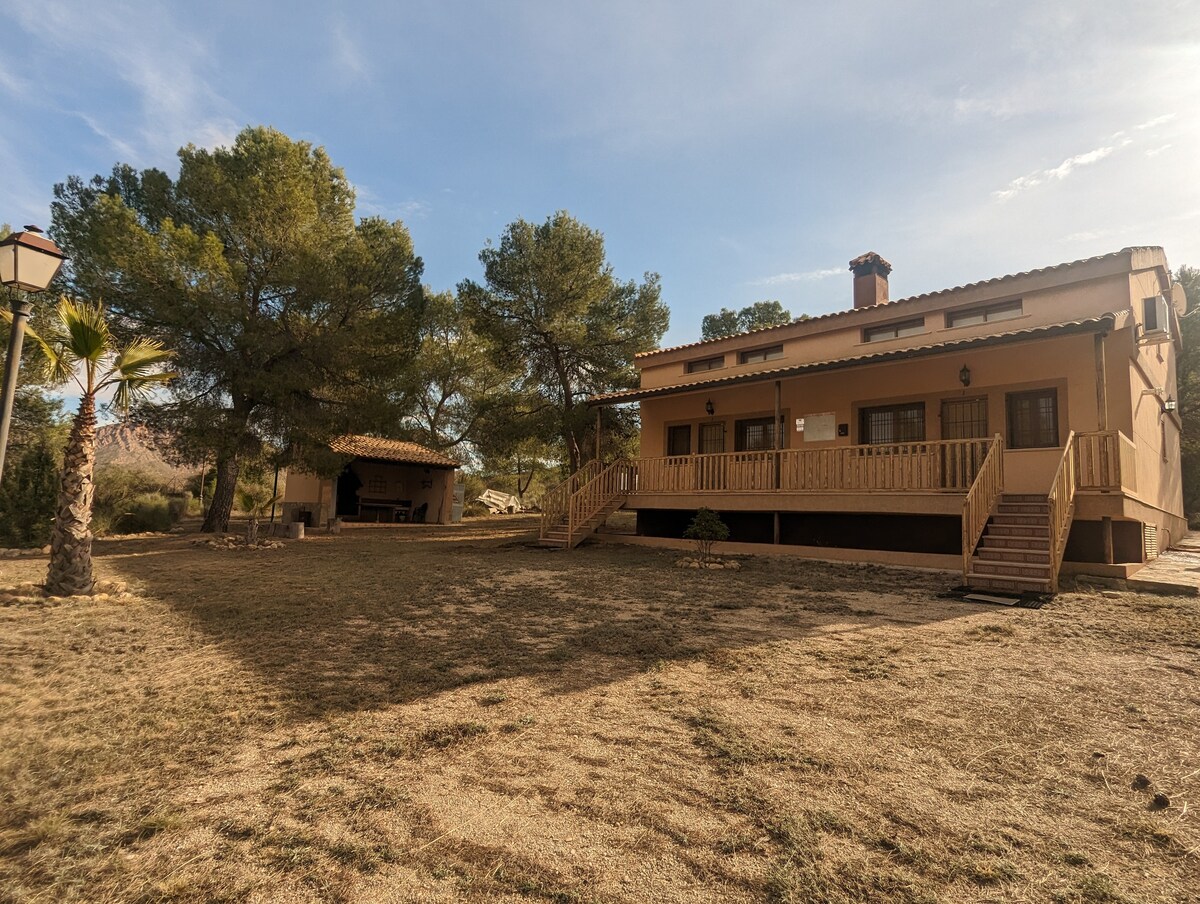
94, 424, 201, 487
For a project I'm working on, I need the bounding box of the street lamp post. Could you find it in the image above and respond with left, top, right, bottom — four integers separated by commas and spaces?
0, 225, 66, 481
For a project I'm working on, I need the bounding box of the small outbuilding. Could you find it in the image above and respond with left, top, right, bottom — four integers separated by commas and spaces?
282, 435, 462, 528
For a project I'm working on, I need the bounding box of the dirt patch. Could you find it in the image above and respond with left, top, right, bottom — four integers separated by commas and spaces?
1, 516, 1196, 902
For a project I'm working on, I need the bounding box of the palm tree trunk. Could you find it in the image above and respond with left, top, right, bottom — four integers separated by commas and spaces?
45, 394, 98, 596
202, 454, 240, 533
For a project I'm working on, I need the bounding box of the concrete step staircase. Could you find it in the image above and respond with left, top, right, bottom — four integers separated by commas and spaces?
966, 494, 1055, 594
538, 498, 625, 549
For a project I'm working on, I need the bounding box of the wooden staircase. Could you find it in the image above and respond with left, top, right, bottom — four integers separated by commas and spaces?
537, 459, 634, 549
966, 494, 1054, 594
538, 497, 625, 549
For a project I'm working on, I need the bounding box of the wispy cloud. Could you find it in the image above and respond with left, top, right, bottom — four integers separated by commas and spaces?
993, 144, 1115, 201
354, 183, 430, 221
12, 1, 239, 163
395, 200, 431, 219
0, 63, 31, 98
0, 133, 49, 226
331, 19, 371, 84
750, 267, 843, 287
1135, 113, 1176, 130
69, 110, 139, 161
1064, 228, 1116, 243
993, 110, 1177, 202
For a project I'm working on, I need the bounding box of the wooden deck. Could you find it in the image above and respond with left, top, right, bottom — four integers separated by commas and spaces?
622, 431, 1130, 498
539, 432, 1135, 575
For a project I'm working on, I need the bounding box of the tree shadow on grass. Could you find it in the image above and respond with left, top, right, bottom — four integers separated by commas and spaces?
100, 525, 979, 721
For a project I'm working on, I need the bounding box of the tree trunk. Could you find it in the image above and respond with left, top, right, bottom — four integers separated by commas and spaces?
45, 394, 98, 596
565, 426, 581, 474
517, 461, 537, 498
202, 454, 241, 533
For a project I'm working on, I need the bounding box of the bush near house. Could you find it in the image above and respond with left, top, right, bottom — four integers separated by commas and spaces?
684, 507, 730, 562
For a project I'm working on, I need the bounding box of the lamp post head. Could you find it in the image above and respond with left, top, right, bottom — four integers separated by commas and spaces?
0, 225, 65, 293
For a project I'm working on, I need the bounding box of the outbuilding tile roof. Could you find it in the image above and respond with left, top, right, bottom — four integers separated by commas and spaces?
590, 313, 1121, 406
330, 435, 459, 468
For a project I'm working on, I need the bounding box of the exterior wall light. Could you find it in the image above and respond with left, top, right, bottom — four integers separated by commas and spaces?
0, 225, 67, 481
959, 365, 971, 388
705, 399, 715, 416
1164, 396, 1177, 412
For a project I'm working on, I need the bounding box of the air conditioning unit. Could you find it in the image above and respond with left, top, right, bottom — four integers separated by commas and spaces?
1141, 294, 1172, 342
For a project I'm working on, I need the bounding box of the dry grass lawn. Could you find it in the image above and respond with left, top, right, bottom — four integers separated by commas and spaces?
1, 516, 1197, 903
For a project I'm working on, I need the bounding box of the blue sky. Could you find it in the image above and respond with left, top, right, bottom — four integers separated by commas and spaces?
2, 0, 1198, 348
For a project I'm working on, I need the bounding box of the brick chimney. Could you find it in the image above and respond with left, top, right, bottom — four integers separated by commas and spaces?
849, 252, 892, 309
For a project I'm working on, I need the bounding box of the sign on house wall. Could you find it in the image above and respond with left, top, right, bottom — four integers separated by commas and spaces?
799, 412, 837, 442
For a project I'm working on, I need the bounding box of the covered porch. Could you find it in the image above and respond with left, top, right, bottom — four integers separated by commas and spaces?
620, 430, 1134, 503
542, 429, 1144, 590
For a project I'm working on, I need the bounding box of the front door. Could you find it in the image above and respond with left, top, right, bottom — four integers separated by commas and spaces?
940, 397, 989, 488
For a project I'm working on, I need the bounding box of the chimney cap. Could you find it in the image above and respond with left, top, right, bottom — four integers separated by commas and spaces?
849, 252, 892, 276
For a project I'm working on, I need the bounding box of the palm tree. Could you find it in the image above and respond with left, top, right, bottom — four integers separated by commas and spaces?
6, 299, 174, 595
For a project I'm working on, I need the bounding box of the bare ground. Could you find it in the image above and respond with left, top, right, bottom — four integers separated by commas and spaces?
1, 516, 1197, 903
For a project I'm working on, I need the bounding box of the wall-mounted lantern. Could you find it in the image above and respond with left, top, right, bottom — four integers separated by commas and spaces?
705, 399, 715, 416
958, 364, 971, 388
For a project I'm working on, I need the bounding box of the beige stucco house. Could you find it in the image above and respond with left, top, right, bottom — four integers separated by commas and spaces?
282, 435, 460, 527
541, 247, 1186, 594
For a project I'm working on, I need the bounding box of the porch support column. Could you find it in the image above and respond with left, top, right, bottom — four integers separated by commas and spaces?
328, 468, 338, 525
773, 512, 781, 545
774, 380, 782, 490
1094, 332, 1109, 431
1102, 516, 1114, 565
595, 407, 602, 462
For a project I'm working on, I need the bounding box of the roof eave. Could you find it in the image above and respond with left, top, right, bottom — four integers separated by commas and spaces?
635, 247, 1156, 365
590, 314, 1119, 407
351, 455, 459, 469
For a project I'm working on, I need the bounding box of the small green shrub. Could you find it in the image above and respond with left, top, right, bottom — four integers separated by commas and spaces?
92, 466, 162, 534
167, 493, 191, 521
462, 501, 491, 518
0, 442, 59, 547
684, 507, 729, 562
113, 492, 175, 533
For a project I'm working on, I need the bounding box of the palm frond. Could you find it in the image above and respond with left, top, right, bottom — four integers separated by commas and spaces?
108, 338, 176, 380
55, 298, 112, 363
0, 305, 75, 385
109, 372, 177, 413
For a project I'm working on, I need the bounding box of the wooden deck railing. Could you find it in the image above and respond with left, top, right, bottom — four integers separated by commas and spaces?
1074, 430, 1136, 492
539, 459, 602, 538
567, 459, 635, 543
1047, 431, 1079, 593
627, 437, 995, 495
961, 434, 1005, 580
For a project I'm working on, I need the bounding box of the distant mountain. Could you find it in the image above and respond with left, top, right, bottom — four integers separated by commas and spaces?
94, 424, 202, 487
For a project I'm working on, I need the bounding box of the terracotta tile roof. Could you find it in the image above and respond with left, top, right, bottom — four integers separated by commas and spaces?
330, 435, 459, 468
635, 246, 1161, 361
590, 313, 1122, 406
849, 251, 892, 273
